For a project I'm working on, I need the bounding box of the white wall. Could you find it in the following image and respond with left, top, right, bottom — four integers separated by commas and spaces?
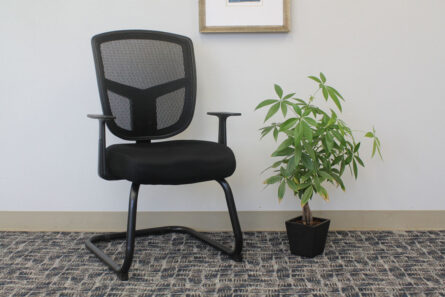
0, 0, 444, 212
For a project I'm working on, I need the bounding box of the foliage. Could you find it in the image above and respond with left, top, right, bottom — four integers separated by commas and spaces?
256, 73, 382, 210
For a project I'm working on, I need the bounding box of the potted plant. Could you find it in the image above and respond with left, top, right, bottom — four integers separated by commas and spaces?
255, 73, 382, 258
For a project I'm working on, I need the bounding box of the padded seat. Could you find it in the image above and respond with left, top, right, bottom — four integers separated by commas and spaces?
106, 140, 236, 185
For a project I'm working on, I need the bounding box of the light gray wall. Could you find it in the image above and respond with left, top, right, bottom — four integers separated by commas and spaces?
0, 0, 444, 212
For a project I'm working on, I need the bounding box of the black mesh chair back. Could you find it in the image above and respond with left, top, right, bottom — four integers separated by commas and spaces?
92, 30, 196, 140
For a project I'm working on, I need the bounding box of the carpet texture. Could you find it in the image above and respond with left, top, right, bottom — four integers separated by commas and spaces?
0, 231, 444, 296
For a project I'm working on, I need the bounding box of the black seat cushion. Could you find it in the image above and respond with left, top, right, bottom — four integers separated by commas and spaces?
106, 140, 236, 185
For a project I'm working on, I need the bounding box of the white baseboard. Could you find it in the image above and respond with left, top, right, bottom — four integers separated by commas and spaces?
0, 211, 444, 232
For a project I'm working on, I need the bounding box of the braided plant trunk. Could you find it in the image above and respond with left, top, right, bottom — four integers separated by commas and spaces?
302, 203, 313, 225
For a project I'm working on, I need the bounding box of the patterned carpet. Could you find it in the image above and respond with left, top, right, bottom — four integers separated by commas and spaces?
0, 231, 444, 296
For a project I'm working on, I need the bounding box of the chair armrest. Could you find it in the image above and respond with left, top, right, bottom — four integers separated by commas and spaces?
207, 112, 241, 145
87, 114, 116, 180
87, 114, 116, 121
207, 112, 242, 117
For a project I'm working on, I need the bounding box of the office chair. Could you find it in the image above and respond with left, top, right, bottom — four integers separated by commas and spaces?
86, 30, 243, 280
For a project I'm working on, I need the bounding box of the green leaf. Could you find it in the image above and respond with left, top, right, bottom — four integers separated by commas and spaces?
286, 155, 297, 175
286, 148, 302, 175
325, 133, 334, 152
276, 138, 293, 152
308, 76, 321, 83
261, 160, 282, 174
332, 130, 345, 145
260, 126, 274, 139
283, 93, 295, 100
353, 159, 358, 179
327, 87, 342, 112
280, 166, 289, 177
301, 186, 313, 206
296, 182, 311, 191
332, 156, 342, 166
287, 178, 299, 192
294, 98, 307, 105
318, 185, 329, 201
304, 142, 316, 160
303, 107, 311, 117
281, 102, 288, 117
313, 107, 328, 117
375, 136, 381, 145
375, 137, 383, 159
321, 85, 329, 100
321, 137, 329, 153
264, 102, 280, 122
372, 140, 377, 157
278, 180, 286, 201
302, 121, 313, 142
327, 86, 344, 100
300, 173, 311, 183
255, 99, 277, 110
320, 72, 326, 83
293, 104, 302, 116
326, 110, 337, 127
280, 118, 298, 131
301, 154, 314, 171
294, 146, 302, 167
264, 175, 282, 185
331, 173, 346, 191
313, 176, 321, 189
319, 170, 334, 181
355, 155, 365, 167
365, 132, 374, 138
272, 147, 294, 157
273, 127, 279, 141
274, 84, 283, 99
294, 122, 303, 146
340, 161, 346, 176
354, 142, 361, 153
304, 117, 317, 127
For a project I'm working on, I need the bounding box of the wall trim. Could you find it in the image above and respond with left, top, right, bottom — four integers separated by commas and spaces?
0, 211, 444, 232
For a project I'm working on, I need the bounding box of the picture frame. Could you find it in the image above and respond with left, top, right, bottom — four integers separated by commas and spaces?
199, 0, 291, 33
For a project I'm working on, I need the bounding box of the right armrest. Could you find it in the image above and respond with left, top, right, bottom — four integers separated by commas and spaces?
207, 112, 241, 145
87, 114, 116, 180
87, 114, 116, 121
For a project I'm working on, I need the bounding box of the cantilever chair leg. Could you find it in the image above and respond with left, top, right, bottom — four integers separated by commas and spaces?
85, 179, 243, 280
85, 183, 139, 280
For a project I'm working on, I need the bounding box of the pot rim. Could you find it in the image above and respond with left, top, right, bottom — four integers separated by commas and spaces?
285, 216, 330, 228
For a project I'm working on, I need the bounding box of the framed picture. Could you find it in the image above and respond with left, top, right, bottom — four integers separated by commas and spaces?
199, 0, 291, 33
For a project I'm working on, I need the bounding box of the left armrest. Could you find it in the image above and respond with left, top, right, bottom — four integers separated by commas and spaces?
207, 112, 241, 145
87, 114, 116, 180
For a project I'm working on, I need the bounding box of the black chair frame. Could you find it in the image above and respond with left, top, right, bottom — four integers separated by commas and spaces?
86, 113, 243, 281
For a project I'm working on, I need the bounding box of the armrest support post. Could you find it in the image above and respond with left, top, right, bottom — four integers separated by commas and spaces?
207, 112, 241, 145
87, 114, 116, 179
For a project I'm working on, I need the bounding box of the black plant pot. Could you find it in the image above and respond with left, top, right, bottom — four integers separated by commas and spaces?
285, 216, 330, 258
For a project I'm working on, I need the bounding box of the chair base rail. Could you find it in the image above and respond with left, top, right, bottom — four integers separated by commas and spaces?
86, 225, 242, 281
85, 180, 243, 281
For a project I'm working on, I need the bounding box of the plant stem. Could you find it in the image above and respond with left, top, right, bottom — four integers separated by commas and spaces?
302, 203, 313, 225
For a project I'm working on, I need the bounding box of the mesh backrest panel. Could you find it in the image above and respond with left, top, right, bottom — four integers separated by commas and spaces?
156, 88, 185, 129
101, 40, 185, 89
107, 91, 131, 130
92, 30, 196, 140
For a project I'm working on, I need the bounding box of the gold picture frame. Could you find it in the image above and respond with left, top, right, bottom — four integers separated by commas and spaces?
199, 0, 291, 33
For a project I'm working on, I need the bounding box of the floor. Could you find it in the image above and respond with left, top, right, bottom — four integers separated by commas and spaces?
0, 231, 443, 296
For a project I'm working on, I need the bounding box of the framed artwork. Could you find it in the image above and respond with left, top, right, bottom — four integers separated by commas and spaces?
199, 0, 291, 33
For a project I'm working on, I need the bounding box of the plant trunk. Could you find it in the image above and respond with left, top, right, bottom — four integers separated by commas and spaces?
302, 203, 313, 225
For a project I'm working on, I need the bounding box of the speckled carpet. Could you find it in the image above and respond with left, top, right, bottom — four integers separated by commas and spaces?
0, 231, 444, 296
